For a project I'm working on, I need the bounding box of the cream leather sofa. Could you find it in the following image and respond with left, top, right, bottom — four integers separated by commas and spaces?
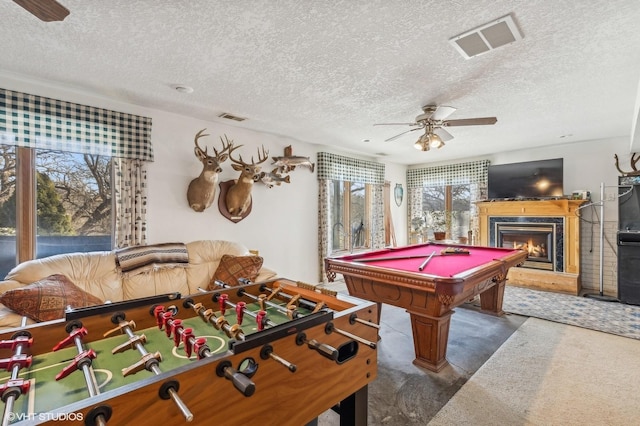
0, 240, 276, 329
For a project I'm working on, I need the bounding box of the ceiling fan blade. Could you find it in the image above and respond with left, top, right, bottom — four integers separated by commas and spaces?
442, 117, 497, 127
373, 122, 420, 126
13, 0, 69, 22
433, 127, 454, 142
431, 106, 457, 121
384, 127, 422, 142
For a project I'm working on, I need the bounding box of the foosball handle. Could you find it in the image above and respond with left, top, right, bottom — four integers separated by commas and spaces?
216, 361, 255, 397
307, 339, 339, 361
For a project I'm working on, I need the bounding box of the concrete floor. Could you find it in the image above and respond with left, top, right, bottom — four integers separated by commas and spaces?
317, 282, 528, 425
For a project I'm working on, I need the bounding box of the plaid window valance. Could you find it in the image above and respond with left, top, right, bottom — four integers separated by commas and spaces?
317, 152, 385, 184
407, 160, 489, 188
0, 88, 153, 161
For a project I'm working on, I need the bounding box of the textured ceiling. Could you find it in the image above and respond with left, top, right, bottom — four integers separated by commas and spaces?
1, 0, 640, 165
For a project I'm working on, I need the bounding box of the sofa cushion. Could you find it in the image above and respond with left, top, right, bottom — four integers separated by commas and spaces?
115, 243, 189, 277
185, 240, 252, 293
0, 274, 104, 322
209, 255, 263, 289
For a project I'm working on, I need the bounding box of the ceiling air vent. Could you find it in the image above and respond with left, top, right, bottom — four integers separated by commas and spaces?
218, 112, 247, 122
449, 14, 523, 59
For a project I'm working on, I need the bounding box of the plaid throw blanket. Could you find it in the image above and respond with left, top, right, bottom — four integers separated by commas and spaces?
115, 243, 189, 276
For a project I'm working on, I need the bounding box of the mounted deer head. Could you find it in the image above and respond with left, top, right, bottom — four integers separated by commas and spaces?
614, 153, 640, 176
225, 145, 269, 216
187, 129, 241, 212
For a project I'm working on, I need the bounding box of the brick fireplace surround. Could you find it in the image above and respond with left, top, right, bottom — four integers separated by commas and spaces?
477, 199, 586, 295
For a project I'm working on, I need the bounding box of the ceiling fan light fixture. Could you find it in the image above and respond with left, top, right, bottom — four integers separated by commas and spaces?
428, 133, 444, 149
414, 135, 430, 151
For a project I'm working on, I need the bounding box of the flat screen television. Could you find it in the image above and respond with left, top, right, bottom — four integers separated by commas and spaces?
487, 158, 564, 200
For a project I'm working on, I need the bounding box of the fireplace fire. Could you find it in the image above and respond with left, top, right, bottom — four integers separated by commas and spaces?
496, 223, 555, 271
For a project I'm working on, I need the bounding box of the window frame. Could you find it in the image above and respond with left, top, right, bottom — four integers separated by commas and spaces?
9, 146, 115, 265
330, 180, 373, 255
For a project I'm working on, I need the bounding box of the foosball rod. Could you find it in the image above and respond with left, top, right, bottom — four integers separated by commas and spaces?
69, 327, 101, 398
0, 333, 32, 426
213, 280, 300, 318
181, 300, 295, 372
257, 282, 323, 312
65, 327, 107, 426
217, 295, 279, 329
157, 310, 258, 395
261, 286, 380, 337
182, 300, 247, 340
233, 283, 377, 349
119, 323, 194, 422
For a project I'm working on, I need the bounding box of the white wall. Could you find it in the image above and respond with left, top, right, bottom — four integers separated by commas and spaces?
0, 75, 408, 284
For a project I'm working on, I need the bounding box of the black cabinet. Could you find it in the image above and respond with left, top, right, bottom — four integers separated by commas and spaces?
618, 231, 640, 305
618, 179, 640, 305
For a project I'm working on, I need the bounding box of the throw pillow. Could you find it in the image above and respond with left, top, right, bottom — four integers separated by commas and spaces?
0, 274, 104, 322
209, 255, 264, 289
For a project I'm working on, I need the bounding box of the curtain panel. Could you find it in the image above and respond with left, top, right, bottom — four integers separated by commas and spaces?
317, 152, 385, 184
317, 152, 385, 282
407, 160, 489, 243
0, 88, 153, 161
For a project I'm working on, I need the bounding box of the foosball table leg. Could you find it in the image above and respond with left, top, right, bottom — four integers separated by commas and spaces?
332, 385, 369, 426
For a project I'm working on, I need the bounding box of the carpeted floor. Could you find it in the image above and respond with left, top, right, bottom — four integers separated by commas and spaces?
501, 285, 640, 340
428, 317, 640, 425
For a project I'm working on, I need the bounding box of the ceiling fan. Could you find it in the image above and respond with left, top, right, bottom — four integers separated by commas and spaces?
13, 0, 69, 22
374, 105, 497, 151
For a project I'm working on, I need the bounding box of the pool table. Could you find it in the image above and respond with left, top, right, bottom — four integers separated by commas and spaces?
324, 242, 527, 372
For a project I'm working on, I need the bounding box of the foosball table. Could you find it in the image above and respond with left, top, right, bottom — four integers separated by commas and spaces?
0, 278, 378, 425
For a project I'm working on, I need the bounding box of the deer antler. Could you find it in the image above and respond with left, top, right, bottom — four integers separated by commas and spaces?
230, 145, 269, 166
632, 153, 640, 171
615, 154, 625, 175
213, 134, 232, 157
614, 153, 640, 176
194, 128, 210, 156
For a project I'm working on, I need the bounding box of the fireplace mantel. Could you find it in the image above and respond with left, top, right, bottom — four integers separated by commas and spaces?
476, 199, 586, 294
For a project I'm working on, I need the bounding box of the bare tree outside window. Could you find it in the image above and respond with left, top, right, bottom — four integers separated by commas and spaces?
422, 184, 471, 240
0, 146, 112, 277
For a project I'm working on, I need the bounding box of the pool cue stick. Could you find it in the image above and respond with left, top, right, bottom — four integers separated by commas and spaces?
356, 254, 440, 263
418, 251, 437, 271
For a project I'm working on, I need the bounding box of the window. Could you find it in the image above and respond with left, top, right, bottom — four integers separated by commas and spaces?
317, 152, 385, 281
0, 146, 112, 277
407, 160, 489, 245
1, 88, 153, 278
330, 180, 372, 253
421, 184, 471, 241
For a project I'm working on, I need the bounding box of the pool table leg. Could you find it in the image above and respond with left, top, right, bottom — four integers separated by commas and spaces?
479, 280, 506, 316
407, 309, 454, 372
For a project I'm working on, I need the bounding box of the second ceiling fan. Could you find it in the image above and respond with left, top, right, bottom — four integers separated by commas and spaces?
374, 105, 497, 151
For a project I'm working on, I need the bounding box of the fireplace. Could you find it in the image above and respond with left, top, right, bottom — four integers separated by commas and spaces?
488, 216, 564, 272
496, 223, 555, 271
477, 200, 585, 295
